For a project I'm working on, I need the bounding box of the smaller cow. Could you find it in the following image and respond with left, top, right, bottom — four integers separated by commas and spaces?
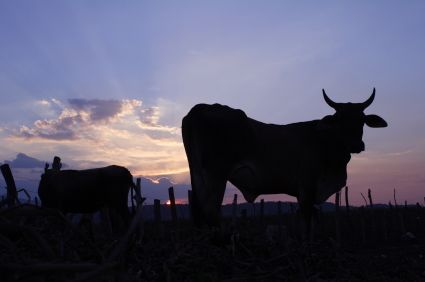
38, 165, 134, 225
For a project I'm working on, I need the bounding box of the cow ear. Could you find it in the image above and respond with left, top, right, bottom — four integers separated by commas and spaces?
317, 115, 337, 131
365, 114, 387, 128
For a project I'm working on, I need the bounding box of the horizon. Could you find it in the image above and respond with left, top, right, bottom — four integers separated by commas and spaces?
1, 1, 425, 206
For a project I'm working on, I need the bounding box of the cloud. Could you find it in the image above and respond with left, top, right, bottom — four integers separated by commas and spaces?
138, 106, 160, 127
2, 98, 187, 179
12, 98, 167, 141
2, 153, 68, 169
3, 153, 46, 169
68, 99, 123, 122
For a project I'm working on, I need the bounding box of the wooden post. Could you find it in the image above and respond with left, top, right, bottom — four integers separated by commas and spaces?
1, 164, 18, 207
360, 193, 368, 207
134, 178, 145, 241
168, 187, 177, 222
393, 188, 398, 208
344, 186, 349, 214
335, 191, 340, 211
232, 194, 238, 226
52, 156, 62, 171
368, 189, 373, 208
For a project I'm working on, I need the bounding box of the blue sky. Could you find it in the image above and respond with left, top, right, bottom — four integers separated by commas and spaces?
0, 1, 424, 205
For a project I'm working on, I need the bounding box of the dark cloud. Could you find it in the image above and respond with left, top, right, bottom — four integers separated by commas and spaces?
3, 153, 46, 168
2, 153, 68, 169
68, 99, 123, 121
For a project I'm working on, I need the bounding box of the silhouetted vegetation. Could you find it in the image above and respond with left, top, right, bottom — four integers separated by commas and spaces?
2, 161, 424, 281
1, 200, 425, 281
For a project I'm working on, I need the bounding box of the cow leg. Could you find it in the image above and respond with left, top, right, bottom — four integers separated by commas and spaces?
297, 188, 316, 242
191, 169, 226, 226
108, 203, 130, 235
101, 207, 113, 236
116, 204, 130, 228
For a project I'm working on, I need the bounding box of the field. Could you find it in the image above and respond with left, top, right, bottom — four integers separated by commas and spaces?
1, 202, 425, 282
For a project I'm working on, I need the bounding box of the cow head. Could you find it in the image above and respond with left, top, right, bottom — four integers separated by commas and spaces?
319, 88, 387, 153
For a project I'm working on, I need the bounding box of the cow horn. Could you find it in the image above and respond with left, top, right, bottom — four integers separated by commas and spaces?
362, 88, 375, 109
322, 89, 338, 110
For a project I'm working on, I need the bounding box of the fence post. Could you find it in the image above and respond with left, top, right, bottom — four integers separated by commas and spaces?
368, 189, 374, 208
134, 178, 145, 240
52, 156, 62, 171
168, 187, 178, 222
1, 164, 18, 207
360, 193, 368, 207
393, 188, 398, 208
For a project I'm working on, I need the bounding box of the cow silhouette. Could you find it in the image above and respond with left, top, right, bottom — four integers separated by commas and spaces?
182, 88, 387, 230
38, 165, 135, 226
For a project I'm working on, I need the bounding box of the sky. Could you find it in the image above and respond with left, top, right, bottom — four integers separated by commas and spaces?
0, 1, 424, 205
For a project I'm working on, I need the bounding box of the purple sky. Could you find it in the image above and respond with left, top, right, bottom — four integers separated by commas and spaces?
0, 1, 424, 205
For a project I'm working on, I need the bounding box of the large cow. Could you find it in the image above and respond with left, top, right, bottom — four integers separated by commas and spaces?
38, 165, 135, 225
182, 89, 387, 228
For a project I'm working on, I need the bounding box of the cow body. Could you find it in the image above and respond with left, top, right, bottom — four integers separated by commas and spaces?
182, 89, 387, 226
38, 165, 134, 224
